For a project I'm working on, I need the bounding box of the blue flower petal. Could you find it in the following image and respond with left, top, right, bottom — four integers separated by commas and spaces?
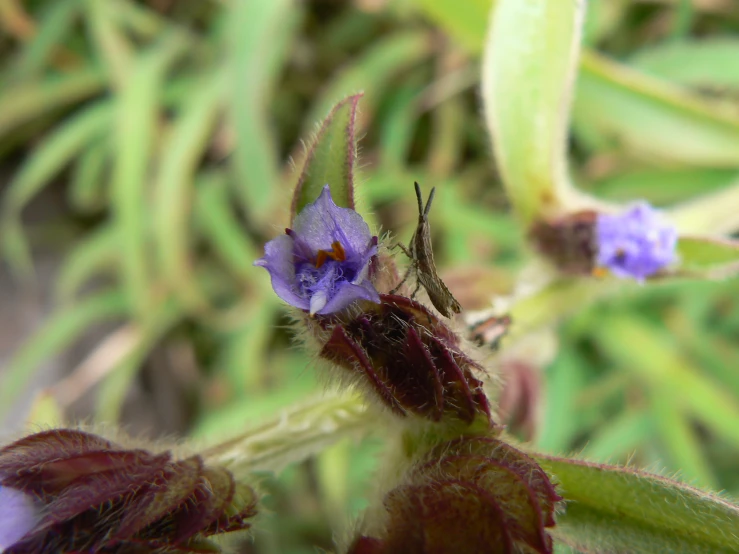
596, 202, 677, 281
0, 486, 39, 550
255, 185, 380, 315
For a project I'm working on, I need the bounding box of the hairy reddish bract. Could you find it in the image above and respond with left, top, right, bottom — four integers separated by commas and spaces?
0, 429, 258, 553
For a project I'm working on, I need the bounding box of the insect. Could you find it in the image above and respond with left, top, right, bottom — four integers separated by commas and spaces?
391, 182, 462, 318
468, 314, 512, 350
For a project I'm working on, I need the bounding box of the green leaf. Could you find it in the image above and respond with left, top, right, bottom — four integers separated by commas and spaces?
590, 167, 738, 206
111, 33, 187, 321
675, 236, 739, 278
481, 0, 586, 225
153, 68, 226, 313
538, 456, 739, 553
669, 180, 739, 236
229, 0, 302, 225
630, 39, 739, 89
0, 290, 128, 422
291, 94, 363, 218
573, 51, 739, 167
410, 0, 491, 53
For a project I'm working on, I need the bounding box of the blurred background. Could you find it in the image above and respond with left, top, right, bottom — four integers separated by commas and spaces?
1, 0, 739, 552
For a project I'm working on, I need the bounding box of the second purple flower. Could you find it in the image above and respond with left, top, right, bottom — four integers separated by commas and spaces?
255, 185, 381, 316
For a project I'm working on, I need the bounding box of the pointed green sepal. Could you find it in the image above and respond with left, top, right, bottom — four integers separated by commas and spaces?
291, 93, 362, 220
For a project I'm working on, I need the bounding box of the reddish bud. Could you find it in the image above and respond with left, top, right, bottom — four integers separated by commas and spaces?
530, 211, 597, 275
498, 360, 542, 441
0, 429, 258, 553
319, 294, 492, 425
349, 436, 561, 554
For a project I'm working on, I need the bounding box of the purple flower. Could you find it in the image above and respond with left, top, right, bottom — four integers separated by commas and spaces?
255, 185, 381, 315
596, 202, 677, 280
0, 486, 39, 550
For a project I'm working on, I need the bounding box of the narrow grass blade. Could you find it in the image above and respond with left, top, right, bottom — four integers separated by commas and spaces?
0, 290, 128, 422
93, 299, 180, 423
111, 33, 187, 321
379, 79, 425, 172
194, 172, 259, 281
153, 69, 226, 314
85, 0, 133, 88
590, 167, 737, 206
229, 0, 302, 224
3, 102, 111, 214
56, 225, 118, 301
304, 31, 431, 135
14, 0, 82, 77
581, 409, 652, 462
1, 101, 112, 275
630, 39, 739, 89
592, 314, 739, 452
0, 67, 106, 138
217, 296, 281, 393
650, 390, 718, 490
575, 51, 739, 167
68, 139, 109, 212
538, 350, 589, 454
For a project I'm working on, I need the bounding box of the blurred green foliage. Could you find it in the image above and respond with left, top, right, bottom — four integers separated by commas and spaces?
1, 0, 739, 552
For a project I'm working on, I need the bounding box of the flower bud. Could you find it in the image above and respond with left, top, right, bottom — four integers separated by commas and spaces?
595, 201, 677, 281
349, 436, 560, 554
530, 202, 678, 280
530, 210, 598, 275
0, 429, 258, 553
319, 293, 492, 425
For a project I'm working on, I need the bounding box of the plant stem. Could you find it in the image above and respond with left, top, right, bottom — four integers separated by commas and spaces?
201, 392, 370, 477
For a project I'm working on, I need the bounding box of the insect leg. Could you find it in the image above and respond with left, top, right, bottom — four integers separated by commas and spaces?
390, 265, 413, 294
410, 280, 421, 300
390, 242, 413, 258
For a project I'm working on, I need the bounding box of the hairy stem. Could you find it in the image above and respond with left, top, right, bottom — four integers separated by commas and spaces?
201, 392, 370, 477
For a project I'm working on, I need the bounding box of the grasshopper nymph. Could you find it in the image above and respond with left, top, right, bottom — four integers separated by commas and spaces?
391, 182, 462, 318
